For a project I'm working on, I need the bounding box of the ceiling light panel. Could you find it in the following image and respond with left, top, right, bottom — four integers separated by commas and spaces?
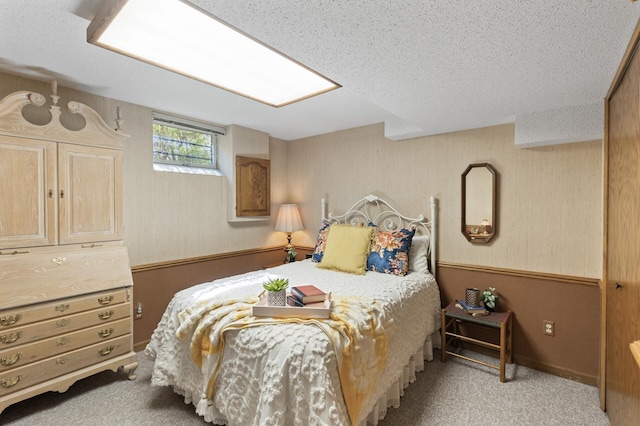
87, 0, 339, 107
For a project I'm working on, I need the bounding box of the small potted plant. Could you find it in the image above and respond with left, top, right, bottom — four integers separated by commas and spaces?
285, 247, 297, 263
263, 277, 289, 306
482, 287, 498, 312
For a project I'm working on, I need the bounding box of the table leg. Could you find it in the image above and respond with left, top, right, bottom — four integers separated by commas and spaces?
507, 315, 513, 363
499, 319, 506, 382
440, 308, 446, 362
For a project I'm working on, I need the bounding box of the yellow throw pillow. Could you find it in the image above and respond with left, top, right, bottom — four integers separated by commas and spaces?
318, 224, 374, 275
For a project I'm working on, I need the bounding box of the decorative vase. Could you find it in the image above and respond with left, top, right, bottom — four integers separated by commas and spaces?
465, 288, 481, 307
484, 303, 495, 312
267, 290, 286, 306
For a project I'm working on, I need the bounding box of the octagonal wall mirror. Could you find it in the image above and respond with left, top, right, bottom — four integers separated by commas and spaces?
462, 163, 497, 244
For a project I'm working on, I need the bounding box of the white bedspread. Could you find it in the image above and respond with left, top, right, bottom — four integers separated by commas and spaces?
145, 259, 440, 426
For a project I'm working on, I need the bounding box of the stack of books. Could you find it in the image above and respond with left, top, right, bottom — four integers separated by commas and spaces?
456, 300, 489, 317
288, 285, 328, 307
253, 291, 330, 318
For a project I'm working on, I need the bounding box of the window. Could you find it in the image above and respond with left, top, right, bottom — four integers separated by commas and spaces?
152, 113, 224, 171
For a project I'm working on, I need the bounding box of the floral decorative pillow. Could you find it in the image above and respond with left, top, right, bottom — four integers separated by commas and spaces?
367, 226, 416, 276
312, 220, 331, 262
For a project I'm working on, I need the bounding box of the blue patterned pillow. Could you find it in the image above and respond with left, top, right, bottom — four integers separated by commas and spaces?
312, 220, 331, 262
367, 227, 416, 276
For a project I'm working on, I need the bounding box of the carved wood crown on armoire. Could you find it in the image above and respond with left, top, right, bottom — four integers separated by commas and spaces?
0, 82, 137, 414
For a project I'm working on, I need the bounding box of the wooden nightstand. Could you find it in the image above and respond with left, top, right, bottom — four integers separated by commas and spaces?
441, 301, 513, 382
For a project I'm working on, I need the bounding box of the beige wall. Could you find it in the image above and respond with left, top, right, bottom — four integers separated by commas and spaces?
0, 71, 603, 277
122, 111, 289, 266
288, 122, 602, 278
0, 72, 290, 267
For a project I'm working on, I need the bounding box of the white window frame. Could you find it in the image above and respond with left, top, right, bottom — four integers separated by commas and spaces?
152, 112, 225, 175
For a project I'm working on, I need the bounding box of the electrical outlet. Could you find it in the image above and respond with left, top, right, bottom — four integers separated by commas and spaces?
543, 320, 555, 336
135, 302, 143, 319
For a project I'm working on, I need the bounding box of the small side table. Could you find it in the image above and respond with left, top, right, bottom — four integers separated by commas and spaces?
441, 301, 513, 382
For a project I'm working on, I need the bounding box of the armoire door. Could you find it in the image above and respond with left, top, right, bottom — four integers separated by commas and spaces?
606, 28, 640, 424
57, 143, 123, 245
0, 136, 57, 249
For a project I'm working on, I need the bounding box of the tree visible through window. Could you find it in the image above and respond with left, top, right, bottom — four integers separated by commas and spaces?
152, 116, 218, 168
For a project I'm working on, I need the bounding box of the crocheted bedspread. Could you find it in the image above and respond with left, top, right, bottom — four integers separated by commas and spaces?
145, 260, 440, 426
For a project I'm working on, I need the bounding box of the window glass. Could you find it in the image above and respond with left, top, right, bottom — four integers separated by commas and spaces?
152, 115, 223, 169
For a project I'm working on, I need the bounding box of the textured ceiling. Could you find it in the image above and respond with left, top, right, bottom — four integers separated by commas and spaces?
1, 1, 639, 141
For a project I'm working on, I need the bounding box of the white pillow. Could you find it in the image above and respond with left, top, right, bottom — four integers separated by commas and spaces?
409, 235, 430, 273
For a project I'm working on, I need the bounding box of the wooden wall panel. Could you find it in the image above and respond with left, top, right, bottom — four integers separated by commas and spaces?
131, 246, 312, 351
132, 251, 599, 384
438, 263, 601, 384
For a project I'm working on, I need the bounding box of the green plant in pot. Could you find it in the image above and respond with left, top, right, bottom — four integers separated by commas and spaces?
482, 287, 498, 312
263, 278, 289, 306
285, 247, 297, 263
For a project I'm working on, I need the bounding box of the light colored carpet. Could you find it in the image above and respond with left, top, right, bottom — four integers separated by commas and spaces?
1, 350, 610, 425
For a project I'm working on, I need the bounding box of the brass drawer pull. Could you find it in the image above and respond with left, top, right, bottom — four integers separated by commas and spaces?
98, 345, 115, 356
0, 314, 22, 327
98, 295, 114, 305
56, 319, 71, 328
51, 256, 67, 265
98, 328, 114, 338
0, 353, 22, 367
0, 374, 22, 388
98, 310, 114, 320
56, 355, 71, 365
56, 337, 70, 346
0, 331, 22, 344
55, 304, 70, 313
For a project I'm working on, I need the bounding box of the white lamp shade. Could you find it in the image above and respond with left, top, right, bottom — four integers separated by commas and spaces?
275, 204, 304, 232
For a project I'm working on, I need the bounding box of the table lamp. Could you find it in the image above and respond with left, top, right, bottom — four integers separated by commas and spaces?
275, 204, 304, 262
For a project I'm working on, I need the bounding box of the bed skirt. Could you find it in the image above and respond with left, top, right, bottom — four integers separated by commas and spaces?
360, 330, 440, 426
155, 330, 440, 426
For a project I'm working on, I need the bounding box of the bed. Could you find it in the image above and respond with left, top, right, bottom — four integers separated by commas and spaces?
144, 194, 441, 425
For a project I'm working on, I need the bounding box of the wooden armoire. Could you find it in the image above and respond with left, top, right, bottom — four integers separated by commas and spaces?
603, 19, 640, 425
0, 85, 137, 413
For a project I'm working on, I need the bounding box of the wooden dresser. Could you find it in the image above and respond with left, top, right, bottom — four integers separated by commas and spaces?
0, 85, 137, 413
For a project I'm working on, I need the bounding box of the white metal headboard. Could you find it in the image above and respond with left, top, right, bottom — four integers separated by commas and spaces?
321, 194, 438, 277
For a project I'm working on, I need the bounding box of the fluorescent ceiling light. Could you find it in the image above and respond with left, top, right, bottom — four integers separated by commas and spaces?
87, 0, 340, 107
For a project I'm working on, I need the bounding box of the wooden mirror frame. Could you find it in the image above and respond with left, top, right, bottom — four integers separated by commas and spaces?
461, 163, 497, 244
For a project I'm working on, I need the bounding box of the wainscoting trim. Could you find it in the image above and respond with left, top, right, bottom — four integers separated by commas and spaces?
514, 355, 598, 387
131, 246, 285, 273
438, 261, 600, 287
467, 344, 597, 386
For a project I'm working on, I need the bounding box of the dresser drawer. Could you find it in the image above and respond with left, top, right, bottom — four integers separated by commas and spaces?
0, 288, 129, 330
0, 303, 130, 349
0, 318, 131, 370
0, 335, 131, 397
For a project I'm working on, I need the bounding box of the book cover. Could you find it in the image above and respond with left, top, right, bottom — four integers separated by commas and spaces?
291, 285, 326, 303
459, 300, 485, 311
253, 294, 330, 319
287, 295, 305, 307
